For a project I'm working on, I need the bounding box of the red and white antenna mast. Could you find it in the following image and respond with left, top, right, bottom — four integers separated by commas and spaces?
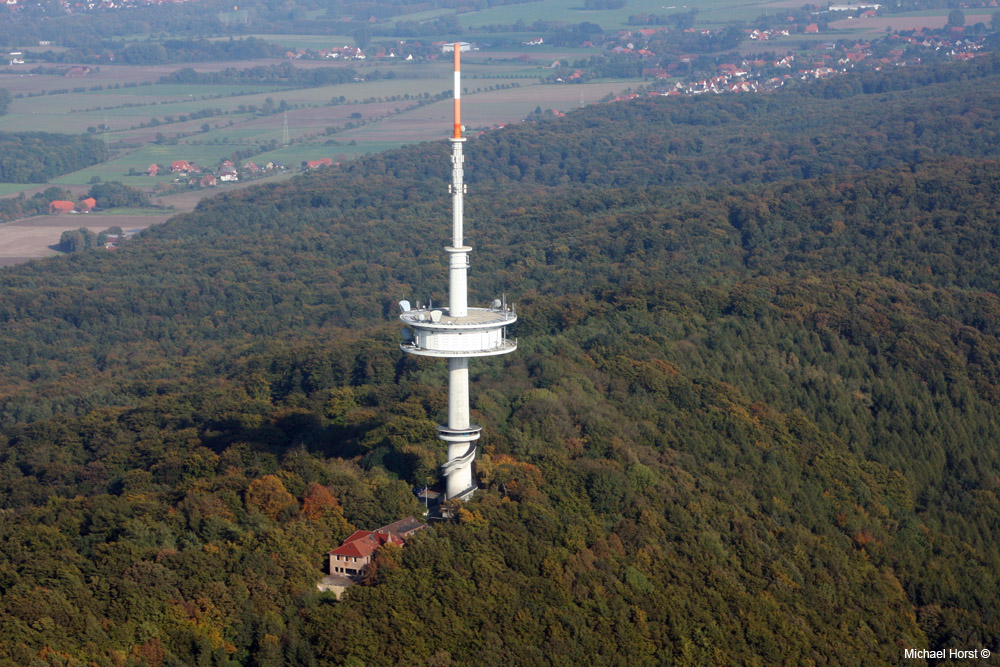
453, 45, 462, 140
448, 43, 468, 319
398, 42, 518, 503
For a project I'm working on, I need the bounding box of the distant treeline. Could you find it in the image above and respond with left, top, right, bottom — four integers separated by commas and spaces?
0, 1, 226, 45
34, 37, 285, 66
0, 0, 532, 50
627, 9, 697, 28
0, 132, 106, 184
0, 89, 10, 115
160, 63, 362, 87
88, 181, 152, 209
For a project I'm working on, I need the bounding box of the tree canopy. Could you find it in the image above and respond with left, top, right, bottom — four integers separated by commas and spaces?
0, 56, 999, 664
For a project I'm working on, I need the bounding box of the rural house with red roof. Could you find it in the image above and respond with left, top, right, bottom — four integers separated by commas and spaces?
327, 516, 425, 577
318, 517, 425, 598
304, 158, 333, 170
328, 530, 403, 576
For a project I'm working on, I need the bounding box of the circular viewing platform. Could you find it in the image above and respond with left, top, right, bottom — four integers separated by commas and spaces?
400, 306, 516, 330
400, 306, 517, 357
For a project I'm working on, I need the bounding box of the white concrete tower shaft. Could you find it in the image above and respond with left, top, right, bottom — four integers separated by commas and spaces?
445, 45, 474, 498
398, 41, 517, 503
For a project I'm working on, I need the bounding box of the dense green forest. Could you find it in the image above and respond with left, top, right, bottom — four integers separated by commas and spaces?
1, 57, 1000, 664
0, 132, 106, 183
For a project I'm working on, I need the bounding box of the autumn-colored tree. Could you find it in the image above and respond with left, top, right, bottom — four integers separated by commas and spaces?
131, 637, 165, 667
245, 475, 296, 520
301, 483, 341, 520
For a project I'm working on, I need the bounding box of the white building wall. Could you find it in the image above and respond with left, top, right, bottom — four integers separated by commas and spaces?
416, 328, 502, 353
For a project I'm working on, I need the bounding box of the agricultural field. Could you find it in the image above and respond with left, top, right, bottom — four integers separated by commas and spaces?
0, 171, 294, 264
455, 0, 766, 31
0, 50, 643, 202
0, 213, 161, 267
0, 184, 27, 196
828, 11, 995, 35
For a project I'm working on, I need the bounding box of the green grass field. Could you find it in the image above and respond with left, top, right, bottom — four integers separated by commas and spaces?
0, 184, 31, 196
455, 0, 771, 31
251, 144, 359, 165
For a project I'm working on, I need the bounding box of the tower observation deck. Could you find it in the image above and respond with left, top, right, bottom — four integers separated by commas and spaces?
399, 43, 517, 502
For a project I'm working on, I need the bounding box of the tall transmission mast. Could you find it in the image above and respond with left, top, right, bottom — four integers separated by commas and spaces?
282, 111, 289, 146
399, 43, 517, 502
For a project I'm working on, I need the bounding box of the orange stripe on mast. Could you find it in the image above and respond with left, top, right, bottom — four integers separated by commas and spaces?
453, 43, 462, 139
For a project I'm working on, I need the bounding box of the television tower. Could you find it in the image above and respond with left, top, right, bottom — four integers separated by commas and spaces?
399, 43, 517, 502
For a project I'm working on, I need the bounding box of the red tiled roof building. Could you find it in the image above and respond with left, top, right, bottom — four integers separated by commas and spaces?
49, 200, 75, 214
328, 517, 424, 577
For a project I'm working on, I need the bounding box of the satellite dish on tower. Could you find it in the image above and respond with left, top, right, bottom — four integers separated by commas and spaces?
430, 310, 442, 323
399, 300, 411, 312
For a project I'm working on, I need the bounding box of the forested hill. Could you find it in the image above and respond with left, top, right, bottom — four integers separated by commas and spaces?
0, 58, 999, 663
0, 132, 106, 183
459, 53, 1000, 188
